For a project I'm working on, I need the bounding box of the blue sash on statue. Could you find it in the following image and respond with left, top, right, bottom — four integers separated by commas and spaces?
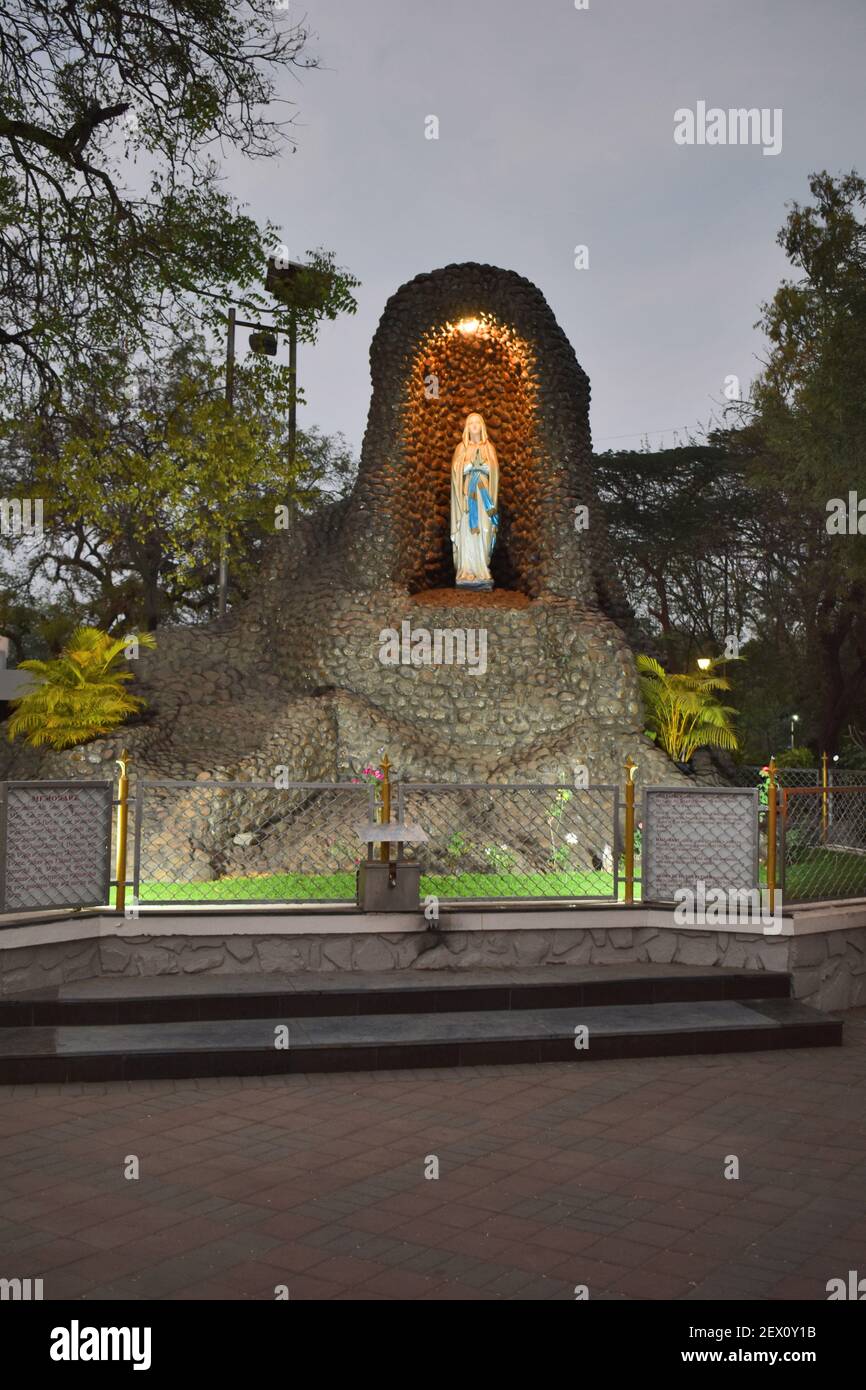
467, 466, 498, 535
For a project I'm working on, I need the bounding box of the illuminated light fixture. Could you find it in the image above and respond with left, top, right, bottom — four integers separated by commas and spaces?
456, 317, 480, 334
697, 657, 712, 671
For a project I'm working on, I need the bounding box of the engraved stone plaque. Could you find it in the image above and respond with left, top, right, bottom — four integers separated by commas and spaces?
642, 787, 759, 903
0, 781, 113, 912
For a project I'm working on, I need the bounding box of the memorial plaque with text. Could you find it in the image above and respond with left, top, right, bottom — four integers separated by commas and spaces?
642, 786, 759, 903
0, 781, 113, 912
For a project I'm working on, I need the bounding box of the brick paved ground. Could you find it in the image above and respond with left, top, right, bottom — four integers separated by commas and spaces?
1, 1010, 865, 1301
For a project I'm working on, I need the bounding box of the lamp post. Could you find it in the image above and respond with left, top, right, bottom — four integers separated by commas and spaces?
218, 307, 290, 619
265, 257, 337, 466
216, 255, 344, 617
789, 712, 799, 750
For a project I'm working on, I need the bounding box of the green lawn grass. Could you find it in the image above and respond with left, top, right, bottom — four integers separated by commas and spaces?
767, 847, 866, 901
109, 848, 866, 908
419, 869, 624, 900
132, 872, 357, 904
122, 868, 641, 905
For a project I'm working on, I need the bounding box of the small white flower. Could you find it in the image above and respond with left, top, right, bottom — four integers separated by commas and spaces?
565, 833, 579, 845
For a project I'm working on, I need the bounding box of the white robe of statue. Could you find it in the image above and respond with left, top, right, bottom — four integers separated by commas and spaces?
450, 412, 499, 589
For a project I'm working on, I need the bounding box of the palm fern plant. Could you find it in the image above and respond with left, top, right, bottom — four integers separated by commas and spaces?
636, 654, 740, 763
7, 627, 156, 750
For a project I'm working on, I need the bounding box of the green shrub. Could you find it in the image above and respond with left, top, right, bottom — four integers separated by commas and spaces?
7, 626, 155, 749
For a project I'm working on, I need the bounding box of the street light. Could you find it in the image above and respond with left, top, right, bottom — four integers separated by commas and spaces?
218, 306, 294, 618
697, 657, 712, 672
218, 257, 337, 616
265, 256, 336, 471
790, 713, 800, 750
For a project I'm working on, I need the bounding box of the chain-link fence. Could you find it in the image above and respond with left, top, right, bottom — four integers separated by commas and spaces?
132, 779, 375, 905
727, 765, 863, 789
780, 785, 866, 903
6, 764, 864, 913
396, 782, 620, 902
131, 779, 621, 906
727, 764, 817, 788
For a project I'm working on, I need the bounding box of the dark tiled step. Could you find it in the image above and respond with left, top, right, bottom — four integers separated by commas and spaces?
0, 965, 791, 1027
0, 998, 840, 1083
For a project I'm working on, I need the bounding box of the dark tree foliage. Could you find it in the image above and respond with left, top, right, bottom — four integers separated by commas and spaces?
596, 172, 866, 758
0, 333, 358, 637
739, 171, 866, 753
594, 436, 766, 662
596, 431, 866, 759
0, 0, 337, 401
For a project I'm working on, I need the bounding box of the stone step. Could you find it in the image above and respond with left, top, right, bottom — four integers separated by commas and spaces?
0, 997, 840, 1083
0, 964, 792, 1027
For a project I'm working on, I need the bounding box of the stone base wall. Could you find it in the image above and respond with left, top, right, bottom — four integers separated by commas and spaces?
2, 923, 865, 1013
789, 929, 866, 1012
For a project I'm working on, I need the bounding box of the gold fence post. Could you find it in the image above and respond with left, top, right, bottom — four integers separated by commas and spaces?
821, 751, 829, 843
114, 749, 130, 914
379, 753, 392, 864
623, 756, 637, 904
766, 756, 777, 916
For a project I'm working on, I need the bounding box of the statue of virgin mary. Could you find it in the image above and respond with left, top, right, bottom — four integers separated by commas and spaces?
450, 411, 499, 589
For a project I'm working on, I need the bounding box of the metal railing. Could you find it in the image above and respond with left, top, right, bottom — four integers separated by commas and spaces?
397, 782, 620, 902
8, 752, 866, 915
780, 784, 866, 904
122, 764, 866, 909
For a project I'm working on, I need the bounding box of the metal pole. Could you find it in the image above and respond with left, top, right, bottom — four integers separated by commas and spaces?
821, 751, 829, 843
623, 756, 637, 904
379, 753, 391, 864
114, 749, 130, 914
288, 309, 297, 470
218, 307, 236, 618
226, 306, 236, 408
767, 756, 777, 916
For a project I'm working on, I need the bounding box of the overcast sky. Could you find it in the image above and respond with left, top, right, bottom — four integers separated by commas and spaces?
230, 0, 866, 457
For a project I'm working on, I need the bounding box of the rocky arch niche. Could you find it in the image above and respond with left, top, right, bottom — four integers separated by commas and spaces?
406, 313, 538, 594
344, 262, 614, 610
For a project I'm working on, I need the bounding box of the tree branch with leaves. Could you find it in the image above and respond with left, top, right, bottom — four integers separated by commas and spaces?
0, 0, 331, 403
